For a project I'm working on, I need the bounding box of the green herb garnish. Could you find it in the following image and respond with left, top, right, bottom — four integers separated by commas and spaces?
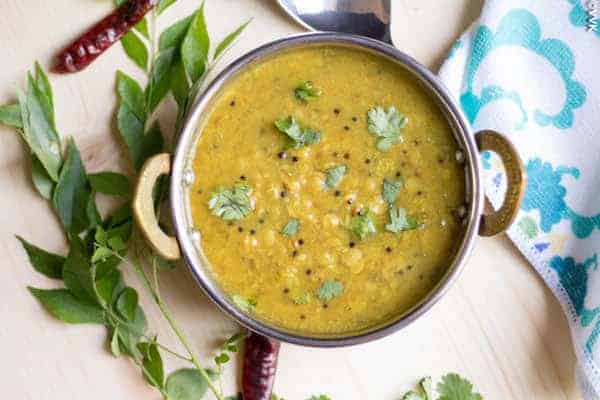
316, 280, 344, 302
324, 165, 347, 190
382, 178, 402, 204
282, 218, 300, 237
294, 81, 322, 102
349, 209, 377, 240
386, 205, 421, 233
293, 292, 311, 305
232, 295, 257, 313
401, 374, 483, 400
308, 396, 332, 400
367, 106, 408, 151
274, 116, 321, 149
208, 184, 254, 221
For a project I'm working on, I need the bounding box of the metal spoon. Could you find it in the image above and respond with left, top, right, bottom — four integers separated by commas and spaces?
277, 0, 393, 45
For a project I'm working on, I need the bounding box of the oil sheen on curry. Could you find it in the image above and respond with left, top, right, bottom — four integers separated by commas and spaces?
189, 46, 466, 335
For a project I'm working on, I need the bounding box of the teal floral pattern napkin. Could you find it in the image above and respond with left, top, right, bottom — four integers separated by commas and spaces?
439, 1, 600, 397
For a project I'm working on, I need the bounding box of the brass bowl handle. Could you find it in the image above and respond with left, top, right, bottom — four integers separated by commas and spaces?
133, 153, 181, 260
475, 130, 527, 236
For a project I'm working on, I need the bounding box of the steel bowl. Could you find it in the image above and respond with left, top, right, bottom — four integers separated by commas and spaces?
133, 32, 525, 347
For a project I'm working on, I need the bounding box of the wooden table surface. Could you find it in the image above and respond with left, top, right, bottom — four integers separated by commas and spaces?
0, 1, 580, 399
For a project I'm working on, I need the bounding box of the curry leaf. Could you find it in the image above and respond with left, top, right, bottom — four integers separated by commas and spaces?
88, 172, 130, 196
34, 62, 54, 113
52, 139, 91, 236
181, 2, 209, 82
316, 280, 344, 302
208, 184, 254, 221
213, 19, 251, 61
116, 287, 138, 321
146, 47, 176, 113
138, 342, 165, 388
165, 368, 215, 400
157, 0, 178, 15
121, 31, 149, 71
28, 287, 104, 324
31, 155, 55, 199
0, 103, 23, 129
17, 235, 64, 279
324, 165, 347, 190
116, 71, 146, 121
117, 72, 164, 170
95, 268, 124, 306
159, 13, 195, 51
19, 75, 61, 181
63, 238, 97, 305
134, 17, 149, 39
170, 58, 190, 109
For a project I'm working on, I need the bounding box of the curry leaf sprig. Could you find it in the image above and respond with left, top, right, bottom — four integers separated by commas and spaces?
0, 2, 250, 400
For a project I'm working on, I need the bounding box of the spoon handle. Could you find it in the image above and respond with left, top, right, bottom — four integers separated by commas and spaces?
242, 332, 281, 400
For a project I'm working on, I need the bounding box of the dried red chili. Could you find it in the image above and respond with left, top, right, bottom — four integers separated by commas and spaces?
52, 0, 155, 73
242, 332, 281, 400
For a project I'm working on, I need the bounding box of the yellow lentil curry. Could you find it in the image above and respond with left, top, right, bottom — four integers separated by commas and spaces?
189, 45, 466, 335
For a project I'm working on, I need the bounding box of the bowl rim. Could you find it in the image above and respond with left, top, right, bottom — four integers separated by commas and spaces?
170, 32, 484, 347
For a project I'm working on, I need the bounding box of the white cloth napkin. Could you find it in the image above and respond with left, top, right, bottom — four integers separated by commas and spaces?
438, 0, 600, 397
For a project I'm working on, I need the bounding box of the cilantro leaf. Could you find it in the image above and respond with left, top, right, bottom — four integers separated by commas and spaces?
437, 373, 483, 400
385, 206, 421, 233
324, 165, 347, 190
293, 292, 311, 305
274, 116, 321, 149
307, 396, 332, 400
382, 178, 402, 204
349, 209, 377, 240
281, 218, 300, 237
294, 81, 322, 102
208, 184, 254, 221
367, 106, 408, 151
316, 280, 344, 302
232, 295, 257, 313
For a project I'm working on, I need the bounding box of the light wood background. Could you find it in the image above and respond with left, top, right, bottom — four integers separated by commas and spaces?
0, 1, 581, 399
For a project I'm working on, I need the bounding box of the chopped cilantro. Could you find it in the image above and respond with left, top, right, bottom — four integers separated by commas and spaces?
437, 374, 483, 400
385, 206, 421, 233
208, 184, 254, 221
324, 165, 347, 190
349, 209, 377, 240
282, 218, 300, 237
401, 374, 482, 400
316, 280, 344, 302
274, 116, 321, 149
294, 81, 322, 102
293, 292, 311, 305
307, 396, 332, 400
367, 106, 408, 151
232, 295, 257, 313
382, 178, 402, 204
